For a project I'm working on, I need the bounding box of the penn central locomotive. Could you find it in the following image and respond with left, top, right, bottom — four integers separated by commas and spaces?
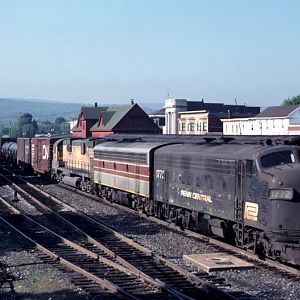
1, 135, 300, 266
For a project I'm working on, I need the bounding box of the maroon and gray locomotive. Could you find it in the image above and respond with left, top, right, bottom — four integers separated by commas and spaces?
1, 134, 300, 266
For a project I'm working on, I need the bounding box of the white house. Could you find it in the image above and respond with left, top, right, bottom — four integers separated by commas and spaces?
222, 105, 300, 135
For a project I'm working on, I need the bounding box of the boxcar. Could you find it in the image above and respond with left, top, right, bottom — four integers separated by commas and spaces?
31, 136, 62, 174
17, 138, 31, 169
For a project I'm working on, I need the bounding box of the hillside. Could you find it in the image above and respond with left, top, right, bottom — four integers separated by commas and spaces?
0, 98, 81, 126
0, 98, 163, 126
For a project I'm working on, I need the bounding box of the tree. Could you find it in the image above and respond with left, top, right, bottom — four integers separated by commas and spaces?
10, 113, 38, 137
37, 120, 53, 134
2, 127, 10, 136
281, 94, 300, 106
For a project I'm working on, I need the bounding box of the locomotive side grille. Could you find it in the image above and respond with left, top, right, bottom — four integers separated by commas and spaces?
94, 150, 147, 165
156, 155, 235, 174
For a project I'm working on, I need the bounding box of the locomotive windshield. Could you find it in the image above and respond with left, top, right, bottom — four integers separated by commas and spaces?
261, 150, 296, 168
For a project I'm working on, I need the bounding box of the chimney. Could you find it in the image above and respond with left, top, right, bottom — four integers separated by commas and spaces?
95, 102, 98, 107
228, 109, 231, 119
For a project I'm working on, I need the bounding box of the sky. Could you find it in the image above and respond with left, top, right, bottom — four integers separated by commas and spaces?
0, 0, 299, 106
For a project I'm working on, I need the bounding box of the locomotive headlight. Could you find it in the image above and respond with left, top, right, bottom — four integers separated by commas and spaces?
269, 189, 294, 200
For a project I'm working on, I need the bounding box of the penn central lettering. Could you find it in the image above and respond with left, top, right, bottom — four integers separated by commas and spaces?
180, 190, 212, 203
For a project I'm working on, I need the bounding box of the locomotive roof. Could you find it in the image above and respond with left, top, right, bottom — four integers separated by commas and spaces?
105, 133, 300, 146
154, 141, 289, 161
94, 141, 169, 154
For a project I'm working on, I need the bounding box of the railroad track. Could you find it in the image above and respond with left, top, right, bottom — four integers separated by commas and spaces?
55, 177, 300, 279
0, 199, 172, 300
0, 167, 239, 300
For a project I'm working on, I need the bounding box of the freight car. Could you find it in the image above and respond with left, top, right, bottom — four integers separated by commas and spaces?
17, 138, 31, 169
1, 142, 17, 163
31, 136, 64, 175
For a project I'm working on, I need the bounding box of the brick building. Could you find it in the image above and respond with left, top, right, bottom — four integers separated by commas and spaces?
72, 102, 161, 138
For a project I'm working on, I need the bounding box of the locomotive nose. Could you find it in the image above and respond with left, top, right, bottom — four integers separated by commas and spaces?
266, 166, 300, 265
269, 166, 300, 196
268, 167, 300, 230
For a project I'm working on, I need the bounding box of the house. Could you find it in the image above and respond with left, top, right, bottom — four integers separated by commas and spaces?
72, 103, 108, 138
222, 105, 300, 135
164, 98, 260, 135
72, 102, 161, 138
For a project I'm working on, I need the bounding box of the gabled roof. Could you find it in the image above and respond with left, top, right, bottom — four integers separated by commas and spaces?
90, 104, 134, 132
256, 105, 300, 118
81, 106, 108, 119
72, 106, 108, 132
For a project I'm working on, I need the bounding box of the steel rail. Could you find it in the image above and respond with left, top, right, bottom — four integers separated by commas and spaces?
0, 173, 197, 300
58, 180, 300, 278
5, 173, 238, 300
0, 198, 140, 300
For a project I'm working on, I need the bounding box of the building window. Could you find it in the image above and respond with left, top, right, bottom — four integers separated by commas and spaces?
203, 121, 207, 131
190, 123, 195, 131
182, 122, 186, 131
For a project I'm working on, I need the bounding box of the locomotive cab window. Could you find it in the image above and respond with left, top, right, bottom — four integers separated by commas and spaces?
261, 150, 296, 168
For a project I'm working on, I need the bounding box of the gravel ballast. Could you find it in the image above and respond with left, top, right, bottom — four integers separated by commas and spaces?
37, 182, 300, 300
1, 177, 300, 300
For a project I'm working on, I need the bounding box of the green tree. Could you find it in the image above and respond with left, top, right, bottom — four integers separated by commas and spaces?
53, 117, 70, 134
11, 113, 38, 137
2, 127, 10, 136
37, 120, 53, 134
281, 94, 300, 106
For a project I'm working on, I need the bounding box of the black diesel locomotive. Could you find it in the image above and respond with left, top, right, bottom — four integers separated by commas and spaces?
152, 141, 300, 265
93, 136, 300, 266
1, 134, 300, 266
